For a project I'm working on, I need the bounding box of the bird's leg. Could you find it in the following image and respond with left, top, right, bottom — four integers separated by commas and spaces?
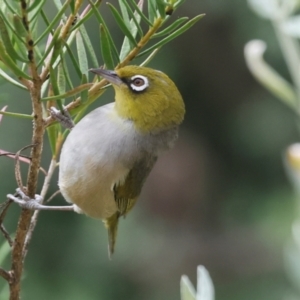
49, 106, 75, 129
7, 188, 75, 211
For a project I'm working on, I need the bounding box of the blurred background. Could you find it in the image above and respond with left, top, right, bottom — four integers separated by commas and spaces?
1, 0, 299, 299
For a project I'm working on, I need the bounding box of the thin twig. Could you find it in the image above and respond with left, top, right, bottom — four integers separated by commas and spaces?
46, 190, 61, 203
14, 144, 36, 193
23, 159, 57, 259
0, 267, 11, 282
0, 200, 13, 246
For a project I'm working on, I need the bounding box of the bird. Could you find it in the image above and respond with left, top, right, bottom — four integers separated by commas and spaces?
58, 65, 185, 257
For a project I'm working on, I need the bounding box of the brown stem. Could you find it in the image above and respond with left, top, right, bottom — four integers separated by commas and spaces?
0, 267, 11, 282
23, 159, 58, 259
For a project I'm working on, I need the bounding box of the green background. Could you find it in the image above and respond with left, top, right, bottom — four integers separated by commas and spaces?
0, 0, 298, 299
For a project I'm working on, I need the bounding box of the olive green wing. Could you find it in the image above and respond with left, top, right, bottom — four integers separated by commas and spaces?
104, 154, 157, 257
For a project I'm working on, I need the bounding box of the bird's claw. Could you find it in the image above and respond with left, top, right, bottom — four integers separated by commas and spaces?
7, 188, 44, 210
49, 106, 75, 129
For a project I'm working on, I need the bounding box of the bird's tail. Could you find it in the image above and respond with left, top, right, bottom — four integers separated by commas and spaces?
103, 212, 120, 259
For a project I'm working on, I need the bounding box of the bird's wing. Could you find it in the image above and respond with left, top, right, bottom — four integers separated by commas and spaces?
104, 154, 157, 257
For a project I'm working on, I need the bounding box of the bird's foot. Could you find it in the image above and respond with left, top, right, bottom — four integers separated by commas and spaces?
7, 188, 75, 211
49, 106, 75, 129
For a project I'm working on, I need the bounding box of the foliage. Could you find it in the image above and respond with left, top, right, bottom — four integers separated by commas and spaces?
0, 0, 203, 299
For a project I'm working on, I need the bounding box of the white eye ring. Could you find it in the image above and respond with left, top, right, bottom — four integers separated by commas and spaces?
130, 75, 149, 92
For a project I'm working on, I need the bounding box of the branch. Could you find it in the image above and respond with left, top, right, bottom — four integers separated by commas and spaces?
0, 267, 11, 282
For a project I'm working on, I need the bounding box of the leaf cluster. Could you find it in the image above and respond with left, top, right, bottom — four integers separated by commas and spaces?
0, 0, 203, 157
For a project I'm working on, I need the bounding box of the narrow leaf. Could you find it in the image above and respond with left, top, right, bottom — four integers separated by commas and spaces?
148, 0, 157, 24
12, 14, 27, 37
152, 17, 189, 38
107, 3, 138, 46
0, 40, 31, 79
2, 0, 19, 15
80, 74, 88, 103
156, 0, 166, 18
100, 24, 115, 70
121, 0, 143, 37
79, 25, 99, 67
0, 16, 27, 62
129, 0, 152, 27
28, 0, 47, 21
174, 0, 186, 9
60, 54, 74, 90
138, 14, 205, 57
87, 0, 120, 63
49, 66, 64, 111
0, 110, 33, 119
57, 62, 66, 98
41, 83, 92, 102
63, 41, 82, 78
120, 0, 144, 60
118, 0, 131, 28
76, 30, 89, 78
47, 124, 59, 156
0, 68, 26, 89
140, 48, 160, 66
34, 0, 70, 46
28, 0, 46, 12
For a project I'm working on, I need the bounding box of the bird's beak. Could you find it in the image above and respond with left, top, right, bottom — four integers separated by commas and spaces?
89, 68, 123, 86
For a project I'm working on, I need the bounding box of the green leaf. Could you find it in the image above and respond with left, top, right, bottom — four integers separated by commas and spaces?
107, 2, 138, 46
49, 66, 64, 111
60, 53, 74, 90
57, 62, 66, 99
148, 0, 157, 24
121, 0, 143, 37
34, 0, 70, 46
0, 40, 31, 79
47, 124, 59, 156
152, 17, 189, 38
63, 41, 81, 78
0, 10, 25, 46
140, 48, 160, 66
87, 0, 120, 63
41, 83, 92, 102
53, 0, 63, 10
128, 0, 152, 27
119, 0, 144, 61
100, 24, 115, 70
156, 0, 166, 18
28, 0, 46, 12
174, 0, 186, 9
28, 0, 47, 21
118, 0, 131, 28
0, 68, 26, 89
76, 30, 89, 78
12, 14, 27, 37
138, 14, 205, 57
37, 25, 62, 68
70, 0, 76, 14
80, 74, 88, 103
79, 25, 99, 68
0, 15, 27, 62
3, 0, 19, 15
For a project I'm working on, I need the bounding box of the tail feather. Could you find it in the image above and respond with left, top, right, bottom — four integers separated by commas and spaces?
103, 212, 120, 259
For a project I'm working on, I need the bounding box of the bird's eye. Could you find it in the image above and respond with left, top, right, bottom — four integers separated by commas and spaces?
132, 78, 145, 86
129, 75, 149, 92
